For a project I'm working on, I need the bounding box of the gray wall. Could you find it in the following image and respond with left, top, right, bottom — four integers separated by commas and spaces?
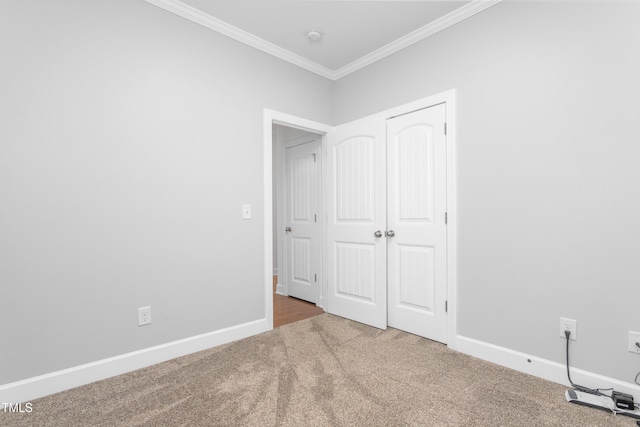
3, 0, 640, 389
333, 1, 640, 383
0, 0, 331, 384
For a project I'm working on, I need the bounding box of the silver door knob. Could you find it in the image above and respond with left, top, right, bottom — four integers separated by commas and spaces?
374, 230, 383, 238
385, 230, 395, 238
285, 227, 292, 232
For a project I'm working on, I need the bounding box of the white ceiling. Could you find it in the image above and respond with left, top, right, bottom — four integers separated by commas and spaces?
146, 0, 502, 80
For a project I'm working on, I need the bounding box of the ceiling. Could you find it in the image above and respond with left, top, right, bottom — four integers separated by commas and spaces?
146, 0, 503, 80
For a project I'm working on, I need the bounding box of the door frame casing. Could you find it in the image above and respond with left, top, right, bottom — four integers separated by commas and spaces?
264, 110, 332, 330
263, 88, 458, 349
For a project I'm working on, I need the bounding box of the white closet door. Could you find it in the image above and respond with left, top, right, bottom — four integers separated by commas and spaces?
285, 141, 318, 303
326, 116, 387, 329
386, 104, 448, 342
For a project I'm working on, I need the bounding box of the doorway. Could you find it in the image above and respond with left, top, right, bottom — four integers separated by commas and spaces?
273, 127, 321, 304
264, 113, 332, 331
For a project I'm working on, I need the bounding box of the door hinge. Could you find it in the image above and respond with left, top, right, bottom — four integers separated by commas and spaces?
314, 214, 317, 223
314, 274, 317, 282
445, 300, 448, 313
444, 123, 447, 135
444, 212, 448, 224
312, 153, 317, 162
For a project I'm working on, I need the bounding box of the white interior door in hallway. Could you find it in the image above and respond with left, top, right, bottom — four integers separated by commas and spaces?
284, 139, 319, 303
326, 103, 448, 343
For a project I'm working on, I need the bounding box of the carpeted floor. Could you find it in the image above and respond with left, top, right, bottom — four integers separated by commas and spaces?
1, 314, 634, 426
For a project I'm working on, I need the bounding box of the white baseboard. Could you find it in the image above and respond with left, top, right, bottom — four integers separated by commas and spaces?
275, 283, 286, 295
6, 326, 637, 406
457, 335, 640, 402
0, 318, 269, 404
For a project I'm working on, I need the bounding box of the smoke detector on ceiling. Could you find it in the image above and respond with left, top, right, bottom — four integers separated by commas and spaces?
306, 29, 322, 42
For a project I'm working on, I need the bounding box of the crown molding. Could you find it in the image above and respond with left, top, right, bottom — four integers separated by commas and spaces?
144, 0, 335, 79
333, 0, 504, 80
145, 0, 503, 82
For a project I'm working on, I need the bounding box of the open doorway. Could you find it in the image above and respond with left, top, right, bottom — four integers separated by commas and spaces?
272, 124, 324, 327
273, 125, 321, 302
263, 110, 332, 329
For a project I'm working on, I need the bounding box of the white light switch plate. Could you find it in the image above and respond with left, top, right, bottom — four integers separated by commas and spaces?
242, 204, 252, 219
628, 331, 640, 354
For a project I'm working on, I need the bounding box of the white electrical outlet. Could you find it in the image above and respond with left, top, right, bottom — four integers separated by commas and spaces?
138, 306, 151, 326
560, 317, 577, 340
628, 331, 640, 354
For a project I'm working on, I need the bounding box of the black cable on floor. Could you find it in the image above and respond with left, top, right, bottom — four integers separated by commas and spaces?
564, 330, 610, 396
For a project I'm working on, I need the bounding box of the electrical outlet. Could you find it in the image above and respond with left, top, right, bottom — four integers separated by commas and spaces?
560, 317, 577, 340
628, 331, 640, 354
138, 306, 151, 326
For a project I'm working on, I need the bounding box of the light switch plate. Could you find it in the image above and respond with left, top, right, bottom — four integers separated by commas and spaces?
242, 204, 252, 219
628, 331, 640, 354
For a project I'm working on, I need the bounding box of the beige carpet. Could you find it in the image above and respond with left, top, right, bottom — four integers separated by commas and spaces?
1, 314, 633, 426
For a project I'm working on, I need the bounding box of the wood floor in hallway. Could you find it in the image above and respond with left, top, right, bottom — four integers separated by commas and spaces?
273, 276, 324, 328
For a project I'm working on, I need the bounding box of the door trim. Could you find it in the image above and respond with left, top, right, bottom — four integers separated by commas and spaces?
263, 88, 457, 351
263, 110, 332, 329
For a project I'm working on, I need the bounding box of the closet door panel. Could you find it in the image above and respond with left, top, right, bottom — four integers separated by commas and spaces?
387, 104, 448, 342
326, 116, 387, 329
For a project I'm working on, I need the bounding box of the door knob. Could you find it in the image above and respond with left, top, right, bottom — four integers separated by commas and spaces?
374, 230, 383, 238
285, 227, 292, 232
385, 230, 395, 238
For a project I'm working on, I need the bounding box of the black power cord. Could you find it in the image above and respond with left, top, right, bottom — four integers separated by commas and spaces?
564, 330, 611, 396
635, 342, 640, 387
636, 371, 640, 386
565, 330, 640, 412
